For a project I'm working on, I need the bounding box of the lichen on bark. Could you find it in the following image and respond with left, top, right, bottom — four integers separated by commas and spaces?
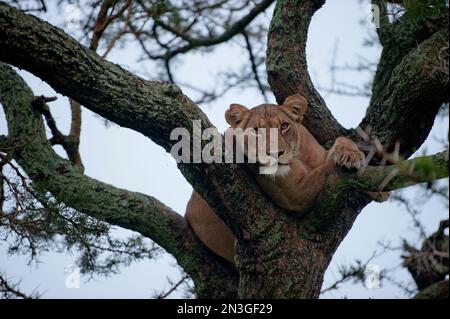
0, 0, 448, 298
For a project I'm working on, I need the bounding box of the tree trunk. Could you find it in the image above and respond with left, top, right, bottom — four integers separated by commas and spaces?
0, 1, 448, 298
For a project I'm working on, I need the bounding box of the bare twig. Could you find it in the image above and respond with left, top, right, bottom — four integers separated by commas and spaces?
0, 273, 36, 299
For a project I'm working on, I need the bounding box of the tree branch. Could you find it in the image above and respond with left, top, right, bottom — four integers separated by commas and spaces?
344, 151, 449, 192
371, 0, 390, 47
31, 95, 84, 169
0, 2, 282, 246
0, 62, 238, 298
413, 279, 449, 299
242, 30, 268, 103
89, 0, 132, 52
307, 151, 448, 230
67, 98, 83, 168
352, 28, 449, 159
0, 273, 35, 299
374, 1, 447, 97
144, 0, 275, 60
266, 0, 346, 145
62, 0, 133, 170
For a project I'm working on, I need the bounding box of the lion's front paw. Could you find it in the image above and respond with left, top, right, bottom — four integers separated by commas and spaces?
331, 148, 365, 170
328, 138, 365, 170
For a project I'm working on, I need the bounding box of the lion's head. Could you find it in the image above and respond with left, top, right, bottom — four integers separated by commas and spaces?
225, 94, 308, 178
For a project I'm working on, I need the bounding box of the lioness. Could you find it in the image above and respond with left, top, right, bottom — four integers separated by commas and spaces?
185, 94, 367, 264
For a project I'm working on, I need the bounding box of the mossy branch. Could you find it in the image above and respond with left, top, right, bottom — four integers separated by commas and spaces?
344, 151, 449, 192
266, 0, 346, 144
353, 23, 449, 160
0, 1, 283, 243
307, 151, 448, 230
0, 62, 238, 298
413, 279, 449, 299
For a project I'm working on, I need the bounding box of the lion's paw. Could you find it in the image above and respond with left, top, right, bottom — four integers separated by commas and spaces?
328, 138, 365, 170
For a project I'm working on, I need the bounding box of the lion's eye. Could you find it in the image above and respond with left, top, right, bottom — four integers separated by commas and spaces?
253, 127, 259, 133
280, 123, 289, 131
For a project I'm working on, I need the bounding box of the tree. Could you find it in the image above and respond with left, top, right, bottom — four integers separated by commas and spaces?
0, 0, 448, 298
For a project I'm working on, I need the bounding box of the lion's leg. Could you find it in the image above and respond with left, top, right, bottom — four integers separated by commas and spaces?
286, 160, 336, 213
185, 191, 236, 266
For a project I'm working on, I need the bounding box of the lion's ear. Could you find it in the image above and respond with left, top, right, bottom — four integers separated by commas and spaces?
282, 94, 308, 122
225, 103, 249, 127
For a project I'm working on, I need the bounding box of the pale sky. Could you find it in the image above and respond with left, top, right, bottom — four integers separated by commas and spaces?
0, 0, 448, 298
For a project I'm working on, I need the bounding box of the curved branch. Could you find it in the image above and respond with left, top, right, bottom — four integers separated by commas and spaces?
0, 2, 207, 151
307, 151, 448, 230
266, 0, 346, 145
364, 4, 448, 129
0, 2, 282, 244
352, 28, 449, 158
0, 62, 238, 298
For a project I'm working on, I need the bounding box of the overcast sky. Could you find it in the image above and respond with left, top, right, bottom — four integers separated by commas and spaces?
0, 0, 448, 298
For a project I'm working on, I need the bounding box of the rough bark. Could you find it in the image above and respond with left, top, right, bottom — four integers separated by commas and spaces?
414, 280, 449, 299
369, 0, 448, 109
266, 0, 346, 145
353, 29, 450, 158
0, 2, 280, 245
0, 63, 238, 298
0, 1, 448, 298
341, 151, 448, 192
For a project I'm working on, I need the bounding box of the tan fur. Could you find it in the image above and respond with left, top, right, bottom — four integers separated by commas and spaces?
185, 94, 372, 265
185, 192, 235, 263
